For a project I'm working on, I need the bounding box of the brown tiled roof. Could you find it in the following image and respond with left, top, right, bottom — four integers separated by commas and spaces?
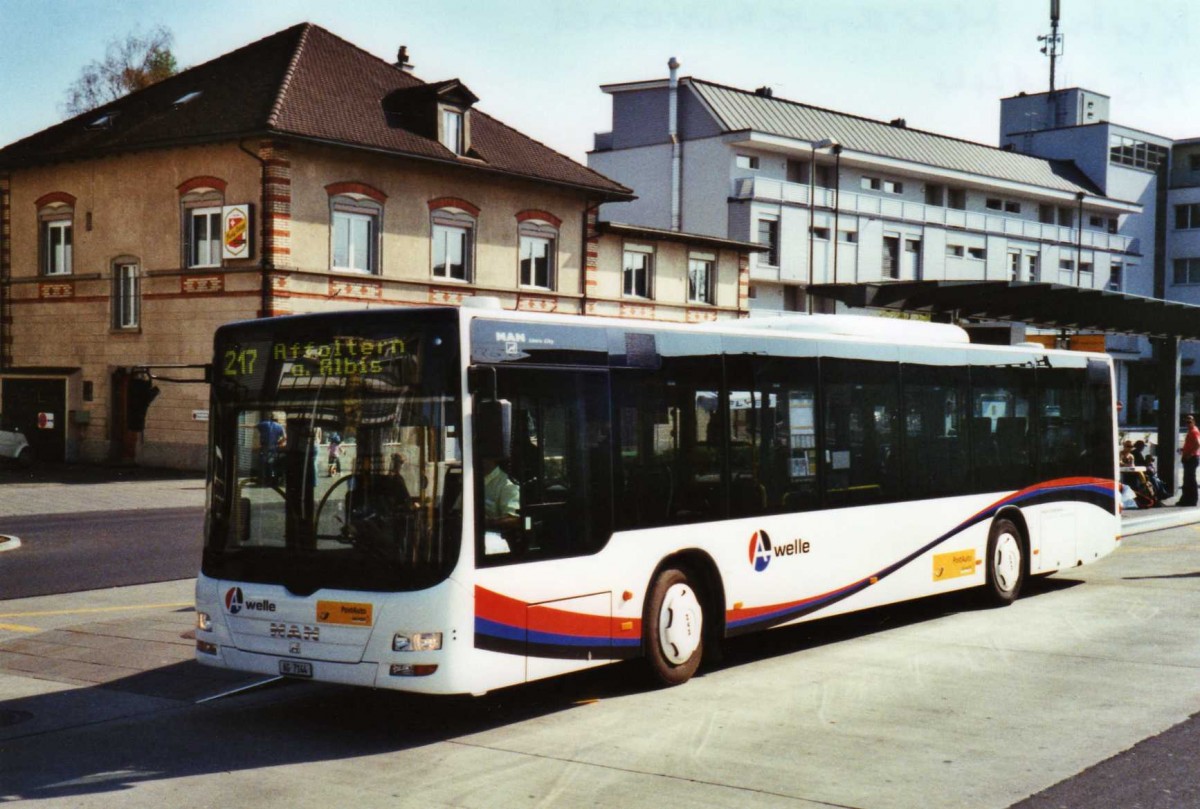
0, 23, 631, 199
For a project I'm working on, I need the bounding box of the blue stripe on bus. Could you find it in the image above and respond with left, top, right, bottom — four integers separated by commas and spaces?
727, 479, 1114, 635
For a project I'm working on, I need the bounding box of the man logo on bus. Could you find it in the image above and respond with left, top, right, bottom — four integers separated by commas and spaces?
225, 587, 245, 614
749, 530, 773, 572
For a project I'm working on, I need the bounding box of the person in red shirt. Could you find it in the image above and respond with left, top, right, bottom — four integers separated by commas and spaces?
1178, 414, 1200, 507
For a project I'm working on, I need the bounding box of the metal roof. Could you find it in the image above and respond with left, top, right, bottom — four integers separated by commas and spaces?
688, 80, 1104, 197
809, 281, 1200, 341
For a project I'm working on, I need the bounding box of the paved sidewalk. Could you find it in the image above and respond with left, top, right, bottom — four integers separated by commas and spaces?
0, 464, 206, 517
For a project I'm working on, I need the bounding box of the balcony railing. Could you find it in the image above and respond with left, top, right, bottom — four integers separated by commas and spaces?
733, 177, 1134, 254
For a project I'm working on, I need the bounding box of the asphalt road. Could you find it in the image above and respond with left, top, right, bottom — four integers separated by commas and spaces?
2, 522, 1200, 808
0, 507, 204, 599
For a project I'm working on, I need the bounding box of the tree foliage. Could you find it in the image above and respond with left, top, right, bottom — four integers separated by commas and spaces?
63, 26, 179, 116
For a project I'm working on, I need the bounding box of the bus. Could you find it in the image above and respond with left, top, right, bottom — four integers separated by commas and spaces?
194, 302, 1118, 694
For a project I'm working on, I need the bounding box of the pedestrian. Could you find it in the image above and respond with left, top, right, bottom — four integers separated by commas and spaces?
1178, 414, 1200, 507
256, 415, 285, 485
327, 431, 343, 477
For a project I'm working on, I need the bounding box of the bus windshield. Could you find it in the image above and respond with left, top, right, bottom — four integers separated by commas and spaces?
203, 310, 462, 593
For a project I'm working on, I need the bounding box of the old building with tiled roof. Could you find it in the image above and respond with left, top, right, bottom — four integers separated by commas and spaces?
0, 24, 757, 468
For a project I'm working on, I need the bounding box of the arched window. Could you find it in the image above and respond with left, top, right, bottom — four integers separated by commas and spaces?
517, 214, 559, 290
112, 256, 140, 330
327, 183, 386, 274
179, 177, 227, 269
36, 193, 75, 276
430, 199, 478, 282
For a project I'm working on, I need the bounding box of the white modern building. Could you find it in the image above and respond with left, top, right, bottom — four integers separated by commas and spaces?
588, 70, 1141, 319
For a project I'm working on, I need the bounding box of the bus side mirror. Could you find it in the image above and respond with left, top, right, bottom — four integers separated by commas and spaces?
475, 399, 512, 461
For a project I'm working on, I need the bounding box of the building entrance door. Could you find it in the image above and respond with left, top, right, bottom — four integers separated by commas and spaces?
1, 377, 67, 462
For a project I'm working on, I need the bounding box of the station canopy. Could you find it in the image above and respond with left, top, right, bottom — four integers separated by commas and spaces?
809, 281, 1200, 342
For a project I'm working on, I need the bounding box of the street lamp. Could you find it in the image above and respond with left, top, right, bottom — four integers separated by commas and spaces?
832, 143, 843, 284
807, 138, 839, 312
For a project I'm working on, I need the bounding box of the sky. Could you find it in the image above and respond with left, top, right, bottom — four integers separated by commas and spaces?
0, 0, 1197, 163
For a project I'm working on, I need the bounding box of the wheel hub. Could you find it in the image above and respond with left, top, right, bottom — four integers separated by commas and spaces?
658, 583, 702, 665
994, 533, 1021, 593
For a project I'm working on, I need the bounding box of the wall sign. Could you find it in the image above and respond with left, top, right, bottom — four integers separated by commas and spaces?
222, 204, 252, 260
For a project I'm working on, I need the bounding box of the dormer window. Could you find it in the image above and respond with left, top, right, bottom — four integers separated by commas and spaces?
86, 112, 117, 129
441, 108, 465, 155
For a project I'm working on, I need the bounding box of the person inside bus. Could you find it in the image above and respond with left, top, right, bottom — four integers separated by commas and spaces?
256, 415, 285, 485
478, 454, 521, 554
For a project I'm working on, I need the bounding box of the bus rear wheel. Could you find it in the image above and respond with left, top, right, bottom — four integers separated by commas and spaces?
984, 517, 1026, 606
645, 567, 704, 686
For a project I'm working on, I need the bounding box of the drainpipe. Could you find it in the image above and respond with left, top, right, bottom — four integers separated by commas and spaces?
668, 57, 682, 232
238, 139, 271, 318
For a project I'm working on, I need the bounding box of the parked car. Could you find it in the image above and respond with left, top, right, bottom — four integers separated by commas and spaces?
0, 421, 32, 467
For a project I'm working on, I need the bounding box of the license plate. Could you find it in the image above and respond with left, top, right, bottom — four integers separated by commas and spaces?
279, 660, 313, 678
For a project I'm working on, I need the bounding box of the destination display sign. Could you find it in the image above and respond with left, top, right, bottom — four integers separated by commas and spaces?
221, 336, 410, 380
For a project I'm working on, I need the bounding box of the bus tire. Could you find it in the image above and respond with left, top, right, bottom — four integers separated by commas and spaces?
984, 517, 1026, 606
644, 567, 704, 686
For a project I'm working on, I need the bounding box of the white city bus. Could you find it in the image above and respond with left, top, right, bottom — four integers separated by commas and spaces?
195, 304, 1118, 694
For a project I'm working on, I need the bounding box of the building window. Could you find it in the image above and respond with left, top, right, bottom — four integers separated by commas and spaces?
947, 188, 966, 210
331, 208, 378, 273
41, 216, 73, 276
757, 218, 779, 266
811, 227, 830, 240
1109, 262, 1123, 292
1005, 201, 1021, 214
431, 207, 475, 281
1109, 135, 1168, 170
986, 198, 1003, 210
882, 236, 900, 279
187, 207, 222, 268
441, 108, 464, 155
623, 243, 653, 298
947, 245, 964, 258
1174, 258, 1200, 285
861, 177, 882, 191
518, 219, 557, 289
967, 247, 986, 260
1009, 253, 1021, 281
1189, 154, 1200, 172
688, 252, 714, 304
1175, 203, 1200, 230
1039, 204, 1056, 225
838, 230, 858, 244
1059, 258, 1075, 283
883, 180, 904, 194
736, 154, 760, 170
113, 260, 140, 329
925, 184, 945, 206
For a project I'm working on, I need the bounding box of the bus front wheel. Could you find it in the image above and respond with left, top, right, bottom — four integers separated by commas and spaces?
985, 517, 1026, 606
644, 567, 704, 686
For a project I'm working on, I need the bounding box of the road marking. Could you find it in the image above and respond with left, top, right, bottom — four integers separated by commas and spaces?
0, 602, 192, 619
0, 623, 40, 633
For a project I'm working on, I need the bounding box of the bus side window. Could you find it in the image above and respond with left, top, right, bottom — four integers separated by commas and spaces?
477, 369, 611, 565
900, 365, 968, 500
727, 356, 818, 516
822, 359, 900, 507
970, 365, 1034, 492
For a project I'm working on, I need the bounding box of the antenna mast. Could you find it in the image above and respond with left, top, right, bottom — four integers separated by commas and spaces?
1039, 0, 1064, 93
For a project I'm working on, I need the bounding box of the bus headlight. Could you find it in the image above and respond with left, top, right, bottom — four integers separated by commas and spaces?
393, 632, 442, 652
196, 612, 213, 632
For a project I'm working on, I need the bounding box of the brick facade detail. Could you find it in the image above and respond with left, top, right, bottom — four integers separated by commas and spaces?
261, 140, 292, 269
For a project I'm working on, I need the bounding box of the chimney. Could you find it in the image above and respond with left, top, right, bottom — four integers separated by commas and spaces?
755, 86, 774, 98
396, 46, 414, 73
889, 117, 907, 128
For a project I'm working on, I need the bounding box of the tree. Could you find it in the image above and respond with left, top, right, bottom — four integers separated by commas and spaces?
63, 26, 179, 116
